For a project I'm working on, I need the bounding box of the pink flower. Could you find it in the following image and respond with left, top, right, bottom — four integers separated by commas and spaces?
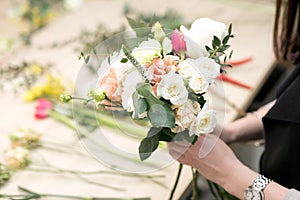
171, 29, 186, 55
145, 56, 179, 84
98, 68, 121, 102
35, 99, 53, 119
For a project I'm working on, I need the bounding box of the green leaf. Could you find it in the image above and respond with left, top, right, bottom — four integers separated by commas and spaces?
217, 45, 230, 52
205, 45, 211, 52
84, 55, 90, 64
126, 16, 151, 38
229, 50, 233, 59
126, 16, 147, 29
92, 48, 97, 55
136, 83, 175, 128
228, 24, 232, 35
222, 35, 230, 45
158, 127, 176, 142
213, 36, 221, 47
148, 104, 168, 127
120, 58, 128, 63
139, 127, 160, 161
132, 91, 147, 119
136, 83, 163, 106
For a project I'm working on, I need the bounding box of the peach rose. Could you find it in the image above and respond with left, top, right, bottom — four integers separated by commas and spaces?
98, 68, 121, 103
145, 55, 179, 84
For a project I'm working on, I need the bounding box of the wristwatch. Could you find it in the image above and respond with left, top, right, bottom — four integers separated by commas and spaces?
244, 175, 273, 200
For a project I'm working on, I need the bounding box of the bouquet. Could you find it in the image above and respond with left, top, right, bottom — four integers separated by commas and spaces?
63, 17, 234, 199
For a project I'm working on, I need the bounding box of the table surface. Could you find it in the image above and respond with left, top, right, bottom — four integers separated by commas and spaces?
0, 0, 275, 199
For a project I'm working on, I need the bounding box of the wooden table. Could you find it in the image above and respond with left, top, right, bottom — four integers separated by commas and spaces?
0, 0, 275, 199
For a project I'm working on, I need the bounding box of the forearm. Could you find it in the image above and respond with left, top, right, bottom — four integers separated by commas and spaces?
222, 162, 288, 200
223, 100, 275, 143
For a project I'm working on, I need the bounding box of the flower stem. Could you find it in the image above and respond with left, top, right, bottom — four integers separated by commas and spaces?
168, 163, 183, 200
191, 167, 199, 200
0, 186, 151, 200
207, 180, 218, 200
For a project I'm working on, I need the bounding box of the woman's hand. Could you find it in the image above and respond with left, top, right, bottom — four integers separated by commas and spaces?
168, 134, 259, 198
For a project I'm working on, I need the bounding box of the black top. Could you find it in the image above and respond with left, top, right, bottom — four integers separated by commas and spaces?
261, 64, 300, 190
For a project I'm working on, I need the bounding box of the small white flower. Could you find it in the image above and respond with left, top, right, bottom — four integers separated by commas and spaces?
132, 38, 172, 64
4, 147, 31, 169
132, 39, 161, 64
180, 18, 227, 59
186, 57, 220, 84
171, 100, 201, 133
178, 59, 212, 93
189, 75, 209, 94
178, 60, 197, 79
197, 57, 220, 83
190, 104, 217, 136
157, 71, 188, 106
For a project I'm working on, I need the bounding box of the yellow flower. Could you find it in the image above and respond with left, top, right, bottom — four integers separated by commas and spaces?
23, 73, 67, 102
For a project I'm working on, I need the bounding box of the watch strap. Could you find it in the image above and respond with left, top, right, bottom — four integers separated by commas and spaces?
252, 175, 273, 191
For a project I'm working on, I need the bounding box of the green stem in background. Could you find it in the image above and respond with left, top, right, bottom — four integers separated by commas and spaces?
207, 180, 218, 200
213, 182, 226, 200
168, 163, 183, 200
0, 186, 150, 200
191, 168, 199, 200
49, 107, 163, 169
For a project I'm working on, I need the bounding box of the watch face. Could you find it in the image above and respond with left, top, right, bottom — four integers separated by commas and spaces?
244, 188, 264, 200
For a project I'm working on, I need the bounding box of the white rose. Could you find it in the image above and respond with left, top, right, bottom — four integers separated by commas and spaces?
189, 75, 209, 94
180, 18, 227, 58
190, 104, 217, 136
186, 57, 220, 84
157, 71, 188, 106
171, 100, 201, 133
178, 60, 197, 79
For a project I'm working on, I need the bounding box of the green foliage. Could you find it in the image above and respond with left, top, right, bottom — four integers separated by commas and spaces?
206, 24, 235, 69
0, 164, 11, 186
139, 127, 161, 161
136, 83, 175, 128
138, 127, 198, 161
132, 91, 147, 119
124, 5, 187, 30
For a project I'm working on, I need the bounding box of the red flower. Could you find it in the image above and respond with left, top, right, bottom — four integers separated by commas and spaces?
35, 99, 53, 119
171, 29, 187, 56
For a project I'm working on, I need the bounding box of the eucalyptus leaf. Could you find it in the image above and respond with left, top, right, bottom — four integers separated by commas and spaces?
139, 127, 160, 161
132, 91, 147, 119
136, 83, 175, 128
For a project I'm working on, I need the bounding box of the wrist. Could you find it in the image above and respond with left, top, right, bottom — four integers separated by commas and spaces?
222, 162, 259, 199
